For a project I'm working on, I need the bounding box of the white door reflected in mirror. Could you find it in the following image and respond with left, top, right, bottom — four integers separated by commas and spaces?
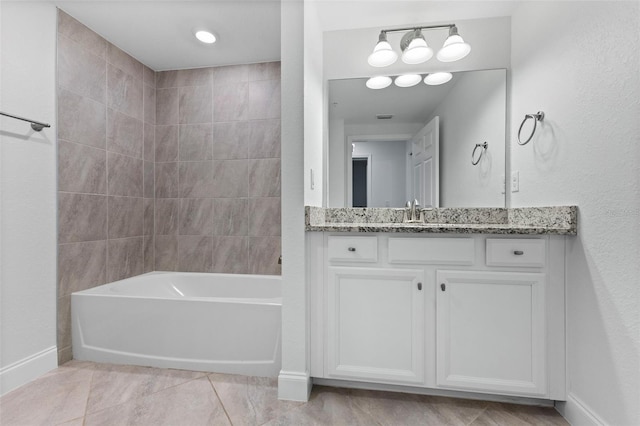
411, 116, 439, 208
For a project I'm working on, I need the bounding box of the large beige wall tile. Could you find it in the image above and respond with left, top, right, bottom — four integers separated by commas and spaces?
58, 193, 107, 243
155, 125, 179, 161
108, 196, 143, 238
58, 11, 106, 58
211, 237, 249, 274
213, 121, 249, 160
179, 198, 214, 235
58, 140, 107, 194
211, 160, 248, 198
179, 86, 212, 124
106, 109, 143, 158
57, 89, 106, 149
154, 162, 179, 198
107, 237, 144, 282
179, 124, 213, 160
58, 240, 107, 295
107, 152, 143, 196
107, 64, 143, 120
177, 236, 213, 272
58, 35, 105, 103
248, 236, 281, 275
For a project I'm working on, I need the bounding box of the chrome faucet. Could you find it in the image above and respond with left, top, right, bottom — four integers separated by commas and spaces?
403, 199, 424, 223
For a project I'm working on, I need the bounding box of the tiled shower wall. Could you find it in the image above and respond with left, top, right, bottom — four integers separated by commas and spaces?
56, 11, 155, 363
153, 64, 281, 275
56, 11, 281, 363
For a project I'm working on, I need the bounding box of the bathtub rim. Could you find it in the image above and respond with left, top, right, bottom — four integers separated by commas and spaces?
71, 271, 282, 305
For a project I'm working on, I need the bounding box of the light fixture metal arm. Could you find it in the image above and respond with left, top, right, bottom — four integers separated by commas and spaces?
380, 23, 455, 35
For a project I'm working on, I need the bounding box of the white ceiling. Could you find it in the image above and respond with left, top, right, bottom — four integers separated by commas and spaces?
311, 1, 519, 32
54, 0, 282, 71
51, 1, 518, 72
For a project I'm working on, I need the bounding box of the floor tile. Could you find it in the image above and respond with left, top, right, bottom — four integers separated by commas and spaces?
349, 389, 488, 426
209, 373, 303, 426
263, 386, 382, 426
1, 361, 568, 426
0, 361, 93, 425
56, 417, 85, 426
85, 362, 207, 414
84, 377, 229, 425
470, 402, 569, 426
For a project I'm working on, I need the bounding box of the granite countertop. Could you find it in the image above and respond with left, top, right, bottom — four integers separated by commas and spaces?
305, 206, 577, 235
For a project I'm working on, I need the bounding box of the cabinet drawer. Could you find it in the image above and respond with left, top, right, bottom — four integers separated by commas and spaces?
486, 239, 546, 268
388, 237, 475, 265
327, 236, 378, 263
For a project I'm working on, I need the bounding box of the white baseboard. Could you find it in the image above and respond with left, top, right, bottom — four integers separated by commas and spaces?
0, 346, 58, 396
313, 378, 554, 407
556, 393, 605, 426
278, 370, 312, 401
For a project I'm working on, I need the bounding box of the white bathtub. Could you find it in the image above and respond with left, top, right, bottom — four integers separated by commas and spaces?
71, 272, 282, 377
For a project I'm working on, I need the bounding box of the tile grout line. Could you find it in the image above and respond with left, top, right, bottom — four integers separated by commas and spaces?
206, 374, 234, 426
81, 367, 96, 426
82, 366, 208, 418
466, 405, 489, 426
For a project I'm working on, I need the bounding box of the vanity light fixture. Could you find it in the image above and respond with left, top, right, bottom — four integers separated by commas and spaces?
400, 30, 433, 64
194, 30, 217, 44
368, 24, 470, 67
367, 32, 398, 67
394, 74, 422, 88
366, 76, 393, 89
436, 26, 471, 62
424, 72, 453, 85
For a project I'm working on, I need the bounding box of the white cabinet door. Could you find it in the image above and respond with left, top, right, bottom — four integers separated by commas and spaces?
436, 270, 547, 397
327, 267, 425, 385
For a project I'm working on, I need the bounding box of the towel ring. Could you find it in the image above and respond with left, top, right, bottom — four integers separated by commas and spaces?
471, 142, 488, 165
517, 111, 545, 145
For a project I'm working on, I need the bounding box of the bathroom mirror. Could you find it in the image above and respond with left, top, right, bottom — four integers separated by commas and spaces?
327, 68, 506, 208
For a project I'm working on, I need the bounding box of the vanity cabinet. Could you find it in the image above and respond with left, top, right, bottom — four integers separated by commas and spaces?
309, 233, 566, 401
436, 270, 546, 396
327, 267, 425, 384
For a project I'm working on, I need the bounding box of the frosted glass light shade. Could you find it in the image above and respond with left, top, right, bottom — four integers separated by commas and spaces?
368, 41, 398, 67
437, 34, 471, 62
195, 30, 216, 44
366, 76, 393, 89
401, 37, 433, 64
424, 72, 453, 85
394, 74, 422, 88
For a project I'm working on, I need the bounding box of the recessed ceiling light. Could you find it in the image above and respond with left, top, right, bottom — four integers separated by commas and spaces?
195, 30, 216, 44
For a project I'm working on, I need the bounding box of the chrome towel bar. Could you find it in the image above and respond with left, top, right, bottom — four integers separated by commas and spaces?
0, 111, 51, 132
517, 111, 544, 145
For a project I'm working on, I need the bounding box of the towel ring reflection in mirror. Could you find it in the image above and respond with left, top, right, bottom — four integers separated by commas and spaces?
471, 141, 488, 165
517, 111, 545, 145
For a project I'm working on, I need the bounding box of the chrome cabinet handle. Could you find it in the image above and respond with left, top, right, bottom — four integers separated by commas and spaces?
347, 247, 356, 252
513, 250, 524, 255
417, 282, 422, 291
441, 283, 446, 291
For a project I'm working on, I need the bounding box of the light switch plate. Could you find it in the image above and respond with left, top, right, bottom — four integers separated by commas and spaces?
511, 171, 520, 192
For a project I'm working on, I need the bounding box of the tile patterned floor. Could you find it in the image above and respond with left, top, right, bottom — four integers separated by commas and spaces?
0, 361, 568, 426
